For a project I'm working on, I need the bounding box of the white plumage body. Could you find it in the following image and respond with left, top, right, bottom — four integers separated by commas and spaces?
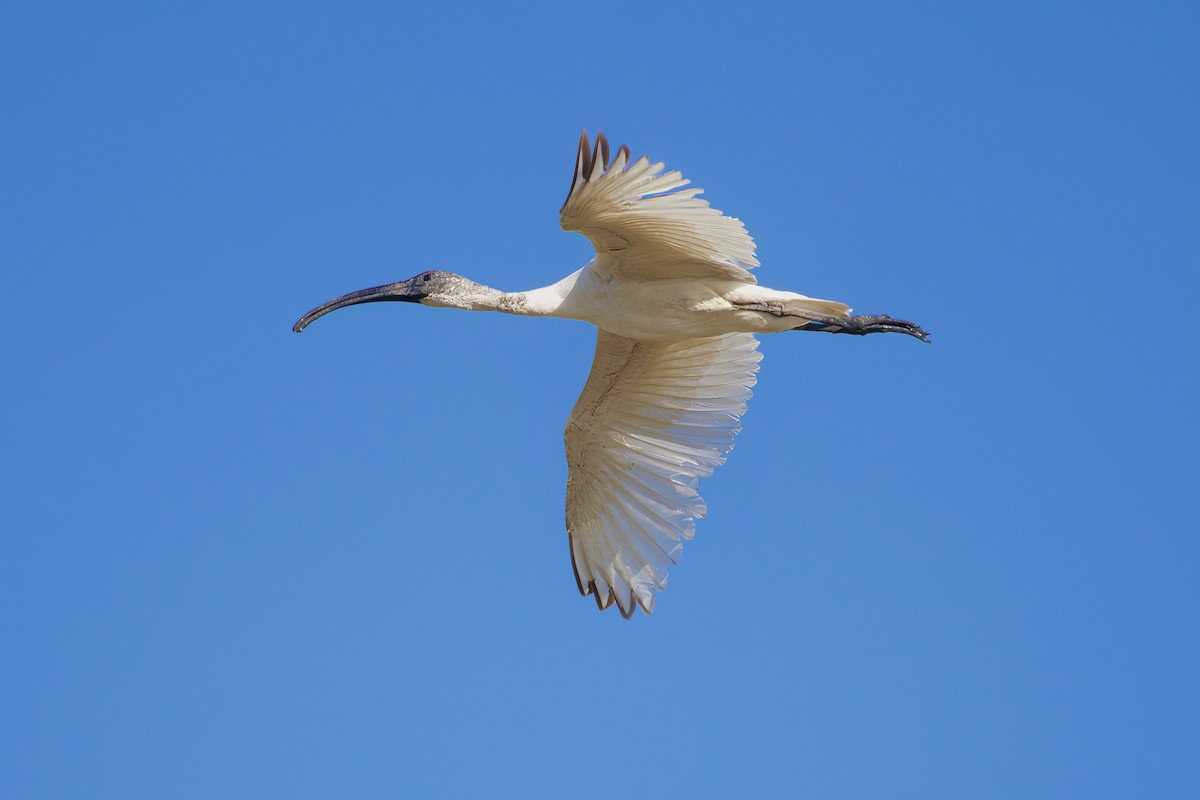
510, 268, 850, 341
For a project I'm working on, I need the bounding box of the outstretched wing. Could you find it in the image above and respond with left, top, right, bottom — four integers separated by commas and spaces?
560, 130, 759, 284
564, 331, 763, 618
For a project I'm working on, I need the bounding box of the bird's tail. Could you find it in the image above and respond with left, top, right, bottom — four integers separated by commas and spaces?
784, 295, 852, 320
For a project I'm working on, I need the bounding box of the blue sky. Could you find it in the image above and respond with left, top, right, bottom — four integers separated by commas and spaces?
3, 1, 1196, 797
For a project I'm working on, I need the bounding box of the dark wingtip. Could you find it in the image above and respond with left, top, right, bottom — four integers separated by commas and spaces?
563, 129, 592, 208
587, 579, 610, 611
578, 129, 593, 180
594, 131, 610, 172
562, 129, 632, 209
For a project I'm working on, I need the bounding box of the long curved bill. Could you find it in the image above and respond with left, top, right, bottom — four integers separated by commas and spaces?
292, 279, 425, 332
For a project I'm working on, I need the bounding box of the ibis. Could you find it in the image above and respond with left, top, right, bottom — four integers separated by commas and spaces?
294, 131, 929, 618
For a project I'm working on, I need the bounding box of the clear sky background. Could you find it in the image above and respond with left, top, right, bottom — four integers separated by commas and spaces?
3, 1, 1196, 797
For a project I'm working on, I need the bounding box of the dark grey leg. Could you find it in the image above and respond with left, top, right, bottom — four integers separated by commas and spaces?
795, 314, 931, 343
733, 301, 931, 343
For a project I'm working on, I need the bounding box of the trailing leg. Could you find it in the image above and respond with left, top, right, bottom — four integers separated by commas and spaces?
794, 314, 931, 342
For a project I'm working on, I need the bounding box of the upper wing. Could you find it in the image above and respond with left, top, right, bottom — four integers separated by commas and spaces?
560, 130, 759, 283
564, 330, 763, 618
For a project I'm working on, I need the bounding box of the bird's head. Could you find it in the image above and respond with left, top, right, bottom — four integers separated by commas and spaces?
292, 270, 484, 332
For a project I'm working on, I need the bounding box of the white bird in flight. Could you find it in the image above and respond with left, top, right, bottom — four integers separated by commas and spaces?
294, 131, 929, 618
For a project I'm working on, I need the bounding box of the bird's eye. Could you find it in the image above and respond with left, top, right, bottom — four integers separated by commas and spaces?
423, 274, 432, 283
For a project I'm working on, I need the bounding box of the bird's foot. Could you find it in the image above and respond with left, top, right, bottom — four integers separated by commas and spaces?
796, 314, 931, 343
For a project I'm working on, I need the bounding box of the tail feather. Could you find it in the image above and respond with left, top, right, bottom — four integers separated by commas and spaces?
786, 296, 852, 319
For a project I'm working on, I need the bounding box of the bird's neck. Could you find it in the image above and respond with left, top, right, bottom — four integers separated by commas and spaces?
498, 269, 585, 318
429, 270, 585, 319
